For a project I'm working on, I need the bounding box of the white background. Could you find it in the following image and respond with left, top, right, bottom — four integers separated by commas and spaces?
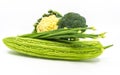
0, 0, 119, 75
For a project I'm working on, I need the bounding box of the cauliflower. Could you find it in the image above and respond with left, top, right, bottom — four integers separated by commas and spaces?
36, 15, 59, 32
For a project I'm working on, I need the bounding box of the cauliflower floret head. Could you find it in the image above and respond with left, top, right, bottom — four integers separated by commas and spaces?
36, 15, 59, 32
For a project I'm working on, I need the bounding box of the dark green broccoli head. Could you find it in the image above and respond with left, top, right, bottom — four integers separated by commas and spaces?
58, 12, 88, 29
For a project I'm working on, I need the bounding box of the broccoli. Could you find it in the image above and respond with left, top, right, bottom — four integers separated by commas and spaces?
57, 12, 88, 31
57, 12, 88, 41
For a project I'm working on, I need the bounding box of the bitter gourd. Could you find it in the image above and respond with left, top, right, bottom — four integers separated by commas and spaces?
3, 37, 111, 61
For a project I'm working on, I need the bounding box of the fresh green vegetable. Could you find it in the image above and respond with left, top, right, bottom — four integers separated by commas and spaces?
57, 12, 88, 40
20, 27, 105, 40
57, 12, 88, 31
3, 37, 112, 61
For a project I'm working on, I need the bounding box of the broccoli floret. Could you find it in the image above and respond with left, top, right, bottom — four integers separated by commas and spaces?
58, 12, 88, 31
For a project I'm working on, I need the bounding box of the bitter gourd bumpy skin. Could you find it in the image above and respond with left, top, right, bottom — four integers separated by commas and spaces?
3, 37, 112, 61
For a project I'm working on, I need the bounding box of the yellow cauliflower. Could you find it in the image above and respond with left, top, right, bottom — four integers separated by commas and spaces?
36, 15, 59, 32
